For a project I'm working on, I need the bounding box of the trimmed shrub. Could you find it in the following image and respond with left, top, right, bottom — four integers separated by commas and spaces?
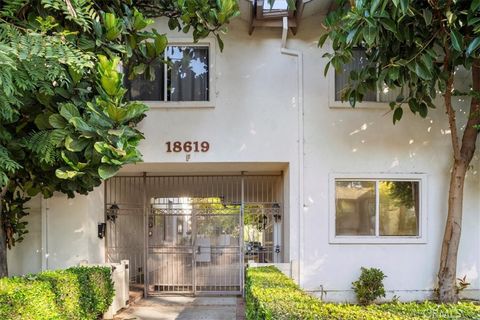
67, 266, 115, 318
245, 266, 403, 320
352, 267, 386, 305
0, 277, 61, 320
0, 266, 114, 320
35, 270, 83, 319
245, 266, 480, 320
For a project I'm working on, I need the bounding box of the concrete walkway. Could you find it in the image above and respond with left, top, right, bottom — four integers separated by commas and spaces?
114, 296, 244, 320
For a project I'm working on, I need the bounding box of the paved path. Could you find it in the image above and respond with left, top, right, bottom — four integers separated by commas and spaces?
114, 296, 244, 320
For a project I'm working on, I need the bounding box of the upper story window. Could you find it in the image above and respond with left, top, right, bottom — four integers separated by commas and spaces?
331, 48, 401, 107
126, 45, 210, 104
329, 174, 427, 244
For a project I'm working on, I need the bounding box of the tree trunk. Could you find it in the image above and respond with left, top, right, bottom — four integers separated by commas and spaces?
0, 188, 8, 278
438, 161, 467, 302
437, 60, 480, 302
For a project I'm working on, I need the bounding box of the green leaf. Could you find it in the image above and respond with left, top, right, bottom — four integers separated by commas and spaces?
399, 0, 408, 14
216, 34, 224, 52
450, 30, 463, 52
471, 0, 480, 12
69, 117, 94, 133
34, 113, 52, 130
380, 19, 396, 33
98, 165, 120, 179
324, 61, 331, 77
346, 28, 359, 45
415, 60, 432, 80
123, 102, 149, 122
418, 103, 428, 118
55, 168, 83, 179
364, 26, 376, 46
65, 136, 89, 152
60, 103, 80, 121
422, 9, 432, 25
318, 33, 329, 47
154, 34, 168, 55
467, 37, 480, 56
49, 114, 67, 129
370, 0, 382, 15
393, 107, 403, 124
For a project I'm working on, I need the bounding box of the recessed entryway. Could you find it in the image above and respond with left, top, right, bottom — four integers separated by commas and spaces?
105, 172, 285, 296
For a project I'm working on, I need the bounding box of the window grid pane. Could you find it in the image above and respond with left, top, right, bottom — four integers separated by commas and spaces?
379, 181, 419, 236
167, 46, 209, 102
335, 181, 376, 236
334, 48, 376, 102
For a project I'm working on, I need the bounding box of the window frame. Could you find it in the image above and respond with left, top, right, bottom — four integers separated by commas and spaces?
130, 37, 216, 109
329, 173, 428, 244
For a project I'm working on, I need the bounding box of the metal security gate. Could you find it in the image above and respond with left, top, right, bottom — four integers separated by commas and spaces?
105, 174, 283, 296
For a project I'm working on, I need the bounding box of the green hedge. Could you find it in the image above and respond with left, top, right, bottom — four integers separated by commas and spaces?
245, 266, 480, 320
0, 266, 115, 320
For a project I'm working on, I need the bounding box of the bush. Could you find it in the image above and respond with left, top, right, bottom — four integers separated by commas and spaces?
0, 277, 61, 320
245, 266, 403, 320
352, 267, 386, 305
67, 266, 115, 318
0, 266, 114, 320
244, 266, 480, 320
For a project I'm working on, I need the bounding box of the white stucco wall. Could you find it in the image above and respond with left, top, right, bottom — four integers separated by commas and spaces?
42, 186, 104, 270
10, 12, 479, 302
7, 196, 42, 276
296, 15, 479, 301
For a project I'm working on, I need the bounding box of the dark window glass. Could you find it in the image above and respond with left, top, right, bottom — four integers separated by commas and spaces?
167, 46, 209, 102
126, 46, 209, 102
126, 61, 164, 101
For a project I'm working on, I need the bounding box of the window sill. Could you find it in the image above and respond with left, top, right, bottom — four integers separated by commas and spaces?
329, 236, 427, 245
142, 101, 215, 109
329, 101, 390, 110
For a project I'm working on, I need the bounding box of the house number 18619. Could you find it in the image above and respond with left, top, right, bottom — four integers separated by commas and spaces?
166, 141, 210, 153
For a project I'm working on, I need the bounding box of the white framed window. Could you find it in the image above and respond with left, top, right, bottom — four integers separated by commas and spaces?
126, 38, 215, 108
328, 48, 401, 109
329, 173, 427, 244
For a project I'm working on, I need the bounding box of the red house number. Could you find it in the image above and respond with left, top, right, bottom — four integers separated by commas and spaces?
166, 141, 210, 153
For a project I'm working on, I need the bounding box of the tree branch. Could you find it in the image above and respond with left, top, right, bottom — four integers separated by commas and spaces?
459, 59, 480, 163
444, 52, 461, 160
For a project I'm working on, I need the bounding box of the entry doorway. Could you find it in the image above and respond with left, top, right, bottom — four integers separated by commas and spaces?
105, 174, 284, 296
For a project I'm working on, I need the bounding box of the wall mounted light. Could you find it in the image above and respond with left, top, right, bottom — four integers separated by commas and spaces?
107, 203, 119, 223
98, 223, 106, 239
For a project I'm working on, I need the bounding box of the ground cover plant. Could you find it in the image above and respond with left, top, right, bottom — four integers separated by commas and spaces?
0, 266, 114, 320
245, 266, 480, 320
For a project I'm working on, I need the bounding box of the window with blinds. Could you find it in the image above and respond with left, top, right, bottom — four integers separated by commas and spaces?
334, 48, 401, 103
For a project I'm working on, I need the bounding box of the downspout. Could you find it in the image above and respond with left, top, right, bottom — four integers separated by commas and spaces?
281, 16, 305, 286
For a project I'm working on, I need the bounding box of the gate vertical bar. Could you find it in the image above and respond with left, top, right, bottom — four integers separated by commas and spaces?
241, 174, 245, 296
143, 172, 148, 297
192, 177, 197, 295
104, 180, 108, 264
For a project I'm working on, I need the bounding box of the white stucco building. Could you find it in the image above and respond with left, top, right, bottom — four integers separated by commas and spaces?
8, 0, 480, 302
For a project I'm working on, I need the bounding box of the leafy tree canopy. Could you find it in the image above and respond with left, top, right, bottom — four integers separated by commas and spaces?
0, 0, 238, 252
320, 0, 480, 123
